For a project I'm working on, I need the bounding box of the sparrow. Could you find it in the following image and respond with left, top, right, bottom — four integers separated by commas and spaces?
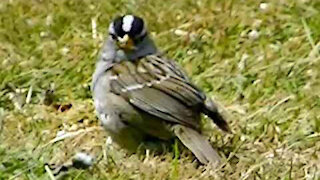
92, 15, 230, 165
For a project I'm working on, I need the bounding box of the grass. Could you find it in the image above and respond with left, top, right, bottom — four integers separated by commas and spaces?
0, 0, 319, 179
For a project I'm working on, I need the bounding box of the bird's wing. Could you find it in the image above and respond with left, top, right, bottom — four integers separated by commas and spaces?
145, 54, 191, 81
108, 55, 206, 129
146, 55, 231, 132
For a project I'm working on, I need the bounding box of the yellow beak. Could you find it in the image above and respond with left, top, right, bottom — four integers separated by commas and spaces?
117, 34, 135, 51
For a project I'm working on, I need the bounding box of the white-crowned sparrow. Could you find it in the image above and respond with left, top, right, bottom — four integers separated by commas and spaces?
92, 15, 230, 165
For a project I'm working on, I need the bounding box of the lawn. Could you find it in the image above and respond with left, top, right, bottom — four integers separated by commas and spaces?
0, 0, 319, 179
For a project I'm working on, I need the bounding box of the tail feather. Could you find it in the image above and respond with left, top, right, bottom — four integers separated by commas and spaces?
173, 124, 221, 166
203, 98, 231, 133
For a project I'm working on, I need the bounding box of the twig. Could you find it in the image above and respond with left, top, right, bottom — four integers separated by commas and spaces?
245, 108, 268, 121
268, 96, 294, 113
41, 126, 102, 148
26, 85, 33, 104
45, 165, 56, 180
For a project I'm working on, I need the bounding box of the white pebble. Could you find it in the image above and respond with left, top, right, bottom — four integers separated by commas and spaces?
257, 55, 264, 61
174, 29, 188, 36
253, 79, 262, 85
74, 152, 94, 166
40, 31, 47, 37
306, 69, 313, 76
248, 30, 259, 40
60, 47, 69, 55
46, 15, 53, 26
260, 3, 269, 11
89, 4, 95, 10
106, 136, 113, 145
266, 152, 274, 158
187, 49, 199, 55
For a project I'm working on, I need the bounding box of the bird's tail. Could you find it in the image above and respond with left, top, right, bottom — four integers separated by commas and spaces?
173, 124, 221, 166
203, 98, 231, 133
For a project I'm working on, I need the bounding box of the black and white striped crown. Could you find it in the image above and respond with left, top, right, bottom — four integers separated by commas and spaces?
109, 15, 147, 39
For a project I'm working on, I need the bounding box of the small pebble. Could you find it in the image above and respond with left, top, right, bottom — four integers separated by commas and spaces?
257, 55, 264, 61
248, 30, 259, 40
240, 135, 246, 141
259, 3, 269, 11
106, 136, 113, 145
46, 15, 53, 26
174, 29, 188, 36
40, 31, 47, 37
83, 119, 90, 126
73, 152, 94, 168
60, 47, 69, 55
266, 152, 274, 158
89, 4, 95, 10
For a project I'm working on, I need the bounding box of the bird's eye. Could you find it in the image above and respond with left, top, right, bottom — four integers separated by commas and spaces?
110, 34, 117, 40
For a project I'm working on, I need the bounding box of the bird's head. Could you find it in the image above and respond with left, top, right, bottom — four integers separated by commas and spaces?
108, 15, 148, 52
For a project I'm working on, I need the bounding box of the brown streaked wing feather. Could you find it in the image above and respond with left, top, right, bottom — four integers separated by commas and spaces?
109, 57, 205, 129
145, 55, 190, 80
144, 55, 206, 100
128, 87, 199, 128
